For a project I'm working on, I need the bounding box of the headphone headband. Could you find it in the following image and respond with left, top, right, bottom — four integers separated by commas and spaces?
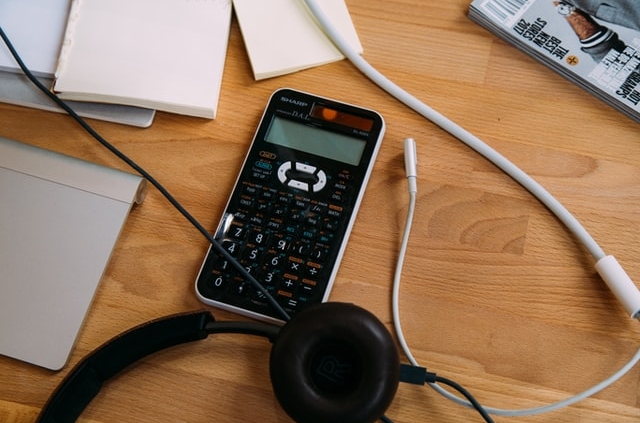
37, 310, 279, 423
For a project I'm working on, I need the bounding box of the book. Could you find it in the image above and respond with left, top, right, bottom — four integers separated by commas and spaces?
53, 0, 233, 119
232, 0, 362, 80
0, 0, 155, 127
468, 0, 640, 124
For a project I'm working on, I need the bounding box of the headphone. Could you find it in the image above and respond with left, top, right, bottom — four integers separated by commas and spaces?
36, 302, 401, 423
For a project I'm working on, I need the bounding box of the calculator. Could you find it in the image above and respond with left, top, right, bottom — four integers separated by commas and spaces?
195, 88, 385, 323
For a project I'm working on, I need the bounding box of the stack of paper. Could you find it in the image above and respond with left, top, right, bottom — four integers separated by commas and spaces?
0, 0, 155, 127
1, 0, 362, 123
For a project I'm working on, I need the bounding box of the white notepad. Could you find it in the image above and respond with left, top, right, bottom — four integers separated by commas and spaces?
0, 0, 70, 77
0, 137, 147, 370
232, 0, 363, 80
53, 0, 233, 119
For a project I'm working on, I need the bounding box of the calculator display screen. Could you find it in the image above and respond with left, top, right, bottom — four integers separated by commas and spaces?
265, 116, 366, 166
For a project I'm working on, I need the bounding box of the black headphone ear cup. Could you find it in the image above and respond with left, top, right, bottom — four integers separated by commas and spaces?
269, 302, 399, 423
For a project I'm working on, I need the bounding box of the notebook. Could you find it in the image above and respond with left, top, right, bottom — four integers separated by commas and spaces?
0, 137, 147, 370
0, 0, 156, 127
53, 0, 233, 119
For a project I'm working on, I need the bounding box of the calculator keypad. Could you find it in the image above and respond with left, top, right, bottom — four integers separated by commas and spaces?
197, 177, 349, 320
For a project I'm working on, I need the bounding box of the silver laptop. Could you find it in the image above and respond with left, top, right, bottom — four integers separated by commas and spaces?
0, 136, 146, 370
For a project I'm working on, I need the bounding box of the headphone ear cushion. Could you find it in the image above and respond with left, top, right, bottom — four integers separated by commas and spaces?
269, 302, 399, 423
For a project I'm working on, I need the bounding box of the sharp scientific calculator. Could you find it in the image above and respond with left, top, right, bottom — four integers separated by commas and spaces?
195, 88, 385, 323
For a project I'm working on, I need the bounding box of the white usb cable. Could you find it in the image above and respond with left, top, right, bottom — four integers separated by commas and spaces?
393, 138, 419, 367
304, 0, 640, 416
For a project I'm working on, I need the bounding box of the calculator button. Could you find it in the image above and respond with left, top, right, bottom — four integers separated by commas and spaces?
283, 224, 300, 236
294, 198, 308, 209
227, 223, 246, 240
206, 270, 229, 290
272, 206, 287, 218
251, 170, 269, 181
300, 278, 317, 295
277, 161, 292, 183
301, 228, 317, 240
330, 191, 344, 203
334, 181, 347, 191
280, 273, 299, 291
242, 247, 263, 263
312, 170, 327, 192
305, 261, 322, 278
287, 256, 303, 272
263, 251, 281, 268
232, 210, 249, 222
230, 279, 251, 296
311, 246, 329, 262
293, 241, 311, 255
254, 161, 272, 171
261, 188, 277, 200
221, 240, 241, 256
323, 221, 338, 232
288, 179, 308, 191
310, 203, 326, 215
327, 207, 342, 219
243, 185, 259, 195
295, 163, 315, 173
266, 219, 283, 231
256, 202, 271, 213
239, 197, 254, 208
270, 236, 291, 252
279, 295, 298, 313
247, 229, 269, 246
305, 214, 321, 227
251, 285, 276, 305
248, 215, 264, 226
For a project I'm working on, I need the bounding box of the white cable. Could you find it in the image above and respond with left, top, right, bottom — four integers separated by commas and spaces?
393, 138, 419, 367
303, 0, 605, 260
393, 138, 640, 416
304, 0, 640, 320
432, 342, 640, 416
303, 0, 640, 415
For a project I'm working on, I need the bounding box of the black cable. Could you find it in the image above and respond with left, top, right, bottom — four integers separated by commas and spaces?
380, 415, 394, 423
434, 375, 495, 423
399, 364, 494, 423
0, 25, 290, 322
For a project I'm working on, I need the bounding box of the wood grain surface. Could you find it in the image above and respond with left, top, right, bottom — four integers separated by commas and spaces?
1, 1, 639, 422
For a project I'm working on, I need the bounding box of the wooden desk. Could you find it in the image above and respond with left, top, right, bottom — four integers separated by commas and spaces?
2, 1, 640, 422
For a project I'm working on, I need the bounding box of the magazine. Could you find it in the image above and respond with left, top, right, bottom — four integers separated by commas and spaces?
468, 0, 640, 123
